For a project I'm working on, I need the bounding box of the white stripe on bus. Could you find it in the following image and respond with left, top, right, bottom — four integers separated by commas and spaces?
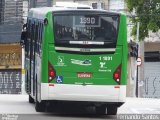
69, 41, 104, 45
55, 47, 115, 52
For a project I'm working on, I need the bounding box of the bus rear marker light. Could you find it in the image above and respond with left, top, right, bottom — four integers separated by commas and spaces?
114, 86, 120, 88
49, 84, 54, 86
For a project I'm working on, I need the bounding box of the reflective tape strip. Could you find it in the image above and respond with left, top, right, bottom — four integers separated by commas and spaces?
55, 47, 115, 52
69, 41, 104, 45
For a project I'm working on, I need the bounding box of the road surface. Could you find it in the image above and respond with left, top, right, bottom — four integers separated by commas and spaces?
0, 95, 160, 119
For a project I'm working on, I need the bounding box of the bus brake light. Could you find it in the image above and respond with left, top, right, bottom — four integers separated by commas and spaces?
114, 73, 119, 79
113, 64, 121, 84
48, 62, 56, 82
49, 71, 55, 77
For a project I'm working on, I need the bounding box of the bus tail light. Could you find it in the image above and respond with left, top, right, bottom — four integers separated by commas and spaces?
48, 62, 56, 82
113, 64, 121, 84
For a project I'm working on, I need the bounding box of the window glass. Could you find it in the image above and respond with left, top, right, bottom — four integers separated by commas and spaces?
54, 14, 119, 43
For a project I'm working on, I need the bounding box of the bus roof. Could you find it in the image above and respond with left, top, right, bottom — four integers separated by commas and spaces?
29, 6, 121, 19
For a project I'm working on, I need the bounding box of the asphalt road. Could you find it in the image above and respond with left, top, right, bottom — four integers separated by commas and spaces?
0, 95, 160, 120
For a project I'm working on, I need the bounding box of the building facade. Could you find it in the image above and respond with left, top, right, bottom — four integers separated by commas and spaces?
143, 32, 160, 98
53, 0, 109, 10
0, 0, 23, 43
28, 0, 52, 8
0, 0, 23, 94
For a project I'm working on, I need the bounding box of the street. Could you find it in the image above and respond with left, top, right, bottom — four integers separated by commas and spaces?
0, 95, 160, 120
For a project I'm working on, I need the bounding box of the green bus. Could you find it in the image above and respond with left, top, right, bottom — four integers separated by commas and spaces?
21, 4, 128, 115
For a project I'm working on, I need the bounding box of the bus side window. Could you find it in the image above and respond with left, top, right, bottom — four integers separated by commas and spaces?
36, 22, 39, 54
38, 22, 41, 54
33, 21, 37, 58
35, 22, 38, 54
26, 19, 31, 58
30, 20, 35, 60
28, 19, 32, 58
39, 22, 44, 54
37, 21, 42, 54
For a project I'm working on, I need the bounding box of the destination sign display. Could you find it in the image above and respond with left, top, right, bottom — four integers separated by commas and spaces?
74, 16, 100, 27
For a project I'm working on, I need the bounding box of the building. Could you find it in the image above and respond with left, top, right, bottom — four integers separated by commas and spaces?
0, 0, 23, 43
28, 0, 53, 8
108, 0, 125, 12
53, 0, 109, 10
0, 0, 23, 94
143, 31, 160, 98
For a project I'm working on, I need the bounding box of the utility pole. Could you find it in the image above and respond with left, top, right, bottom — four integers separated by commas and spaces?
139, 39, 144, 98
136, 22, 140, 97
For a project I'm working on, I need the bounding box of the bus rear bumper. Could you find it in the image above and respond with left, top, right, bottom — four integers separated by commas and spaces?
41, 83, 126, 103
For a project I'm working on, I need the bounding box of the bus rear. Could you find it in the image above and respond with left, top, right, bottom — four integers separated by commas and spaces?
44, 10, 128, 115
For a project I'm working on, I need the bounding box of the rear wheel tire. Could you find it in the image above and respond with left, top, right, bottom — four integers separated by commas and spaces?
95, 106, 106, 115
107, 106, 117, 115
29, 95, 34, 103
35, 100, 46, 112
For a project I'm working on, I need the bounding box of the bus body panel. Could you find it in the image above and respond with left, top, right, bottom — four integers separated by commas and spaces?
48, 46, 122, 85
41, 83, 126, 102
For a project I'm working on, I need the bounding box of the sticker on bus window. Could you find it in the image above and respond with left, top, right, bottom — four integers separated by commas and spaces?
56, 76, 63, 84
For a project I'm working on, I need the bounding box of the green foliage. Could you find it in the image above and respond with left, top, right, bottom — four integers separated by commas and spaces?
125, 0, 160, 41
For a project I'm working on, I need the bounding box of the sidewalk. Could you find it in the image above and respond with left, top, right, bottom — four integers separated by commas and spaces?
118, 97, 160, 114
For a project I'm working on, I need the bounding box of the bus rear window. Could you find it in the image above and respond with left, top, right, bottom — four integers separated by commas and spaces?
53, 12, 119, 47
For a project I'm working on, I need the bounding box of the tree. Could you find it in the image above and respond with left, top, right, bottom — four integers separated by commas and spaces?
125, 0, 160, 41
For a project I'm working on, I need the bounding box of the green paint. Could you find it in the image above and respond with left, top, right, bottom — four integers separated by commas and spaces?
26, 9, 128, 86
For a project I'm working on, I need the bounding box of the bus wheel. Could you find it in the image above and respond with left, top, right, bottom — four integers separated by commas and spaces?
107, 106, 117, 115
95, 106, 106, 115
29, 95, 34, 103
35, 100, 46, 112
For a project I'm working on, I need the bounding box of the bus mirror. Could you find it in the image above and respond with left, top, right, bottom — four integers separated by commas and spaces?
44, 18, 48, 25
20, 31, 26, 46
20, 24, 27, 46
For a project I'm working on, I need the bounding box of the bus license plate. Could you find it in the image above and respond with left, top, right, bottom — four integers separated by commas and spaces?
77, 72, 92, 78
